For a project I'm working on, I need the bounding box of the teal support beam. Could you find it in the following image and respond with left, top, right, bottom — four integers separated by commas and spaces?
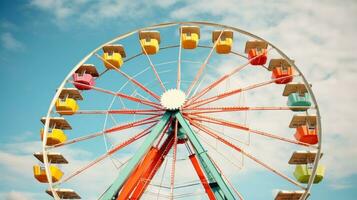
197, 155, 226, 200
176, 112, 236, 200
100, 112, 172, 200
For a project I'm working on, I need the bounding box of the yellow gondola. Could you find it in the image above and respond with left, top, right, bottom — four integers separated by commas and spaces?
181, 26, 200, 49
40, 128, 67, 146
212, 30, 233, 54
55, 88, 83, 115
139, 30, 160, 55
33, 165, 63, 183
56, 98, 79, 115
102, 44, 126, 69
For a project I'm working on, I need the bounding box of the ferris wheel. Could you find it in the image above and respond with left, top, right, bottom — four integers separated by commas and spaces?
33, 22, 325, 200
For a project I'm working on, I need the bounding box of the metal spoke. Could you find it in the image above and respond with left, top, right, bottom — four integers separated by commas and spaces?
140, 39, 167, 91
68, 80, 162, 109
183, 106, 312, 114
187, 118, 306, 190
209, 156, 244, 200
187, 48, 273, 104
47, 115, 161, 149
56, 109, 163, 115
95, 53, 161, 100
185, 74, 298, 108
186, 29, 225, 97
170, 120, 178, 200
177, 26, 183, 89
53, 124, 155, 185
186, 113, 315, 148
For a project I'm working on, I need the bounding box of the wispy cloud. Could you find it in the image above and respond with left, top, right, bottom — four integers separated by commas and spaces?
3, 191, 31, 200
0, 32, 25, 51
29, 0, 180, 27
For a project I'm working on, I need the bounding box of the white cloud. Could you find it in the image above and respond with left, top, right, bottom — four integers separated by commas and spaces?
30, 0, 87, 20
29, 0, 179, 27
3, 191, 31, 200
0, 32, 25, 51
0, 21, 19, 31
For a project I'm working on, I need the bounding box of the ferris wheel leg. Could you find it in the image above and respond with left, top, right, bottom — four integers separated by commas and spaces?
176, 112, 236, 200
99, 112, 172, 200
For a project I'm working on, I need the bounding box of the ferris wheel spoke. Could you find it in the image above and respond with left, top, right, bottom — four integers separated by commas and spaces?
56, 109, 164, 115
177, 27, 183, 90
183, 106, 312, 114
186, 29, 226, 97
53, 124, 155, 186
208, 155, 244, 200
94, 53, 161, 101
156, 158, 168, 200
184, 74, 298, 108
68, 80, 162, 109
186, 113, 315, 148
140, 41, 167, 92
47, 115, 161, 149
170, 120, 178, 200
187, 119, 306, 190
187, 48, 274, 104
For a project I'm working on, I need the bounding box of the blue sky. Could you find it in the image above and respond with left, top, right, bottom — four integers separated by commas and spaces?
1, 0, 357, 199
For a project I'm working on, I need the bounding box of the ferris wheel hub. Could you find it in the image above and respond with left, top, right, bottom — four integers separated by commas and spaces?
160, 89, 186, 110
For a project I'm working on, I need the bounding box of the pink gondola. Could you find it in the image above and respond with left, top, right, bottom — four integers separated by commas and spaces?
72, 64, 99, 90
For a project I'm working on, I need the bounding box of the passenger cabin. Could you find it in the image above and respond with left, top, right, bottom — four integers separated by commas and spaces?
289, 115, 318, 145
288, 150, 325, 184
181, 26, 200, 49
294, 164, 325, 184
212, 30, 233, 54
55, 88, 83, 115
283, 83, 311, 111
33, 165, 63, 183
72, 64, 99, 90
102, 44, 126, 69
274, 190, 306, 200
46, 188, 81, 199
139, 30, 160, 55
33, 152, 67, 183
40, 117, 71, 146
245, 40, 268, 65
268, 59, 294, 84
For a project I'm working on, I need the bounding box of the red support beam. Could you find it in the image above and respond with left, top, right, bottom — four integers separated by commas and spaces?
129, 133, 175, 199
189, 154, 216, 200
117, 147, 159, 200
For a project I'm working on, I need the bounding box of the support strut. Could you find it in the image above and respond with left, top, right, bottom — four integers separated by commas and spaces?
189, 153, 216, 200
101, 111, 236, 200
175, 112, 236, 200
99, 112, 172, 200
